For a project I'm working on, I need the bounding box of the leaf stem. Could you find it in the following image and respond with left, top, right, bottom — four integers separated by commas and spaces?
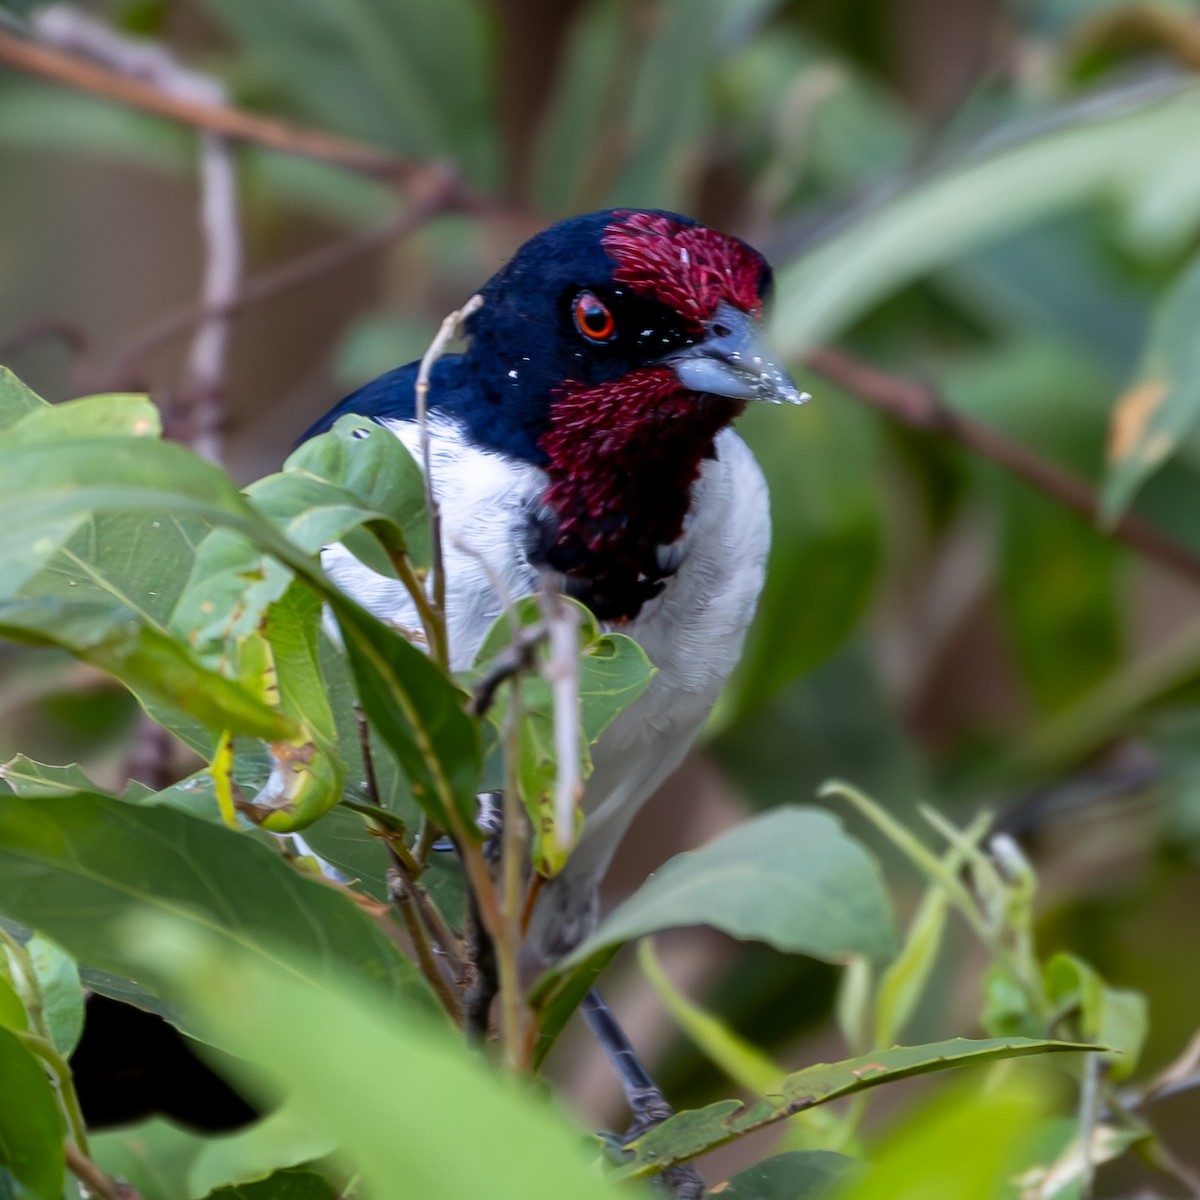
388, 549, 447, 671
20, 1031, 89, 1154
413, 294, 483, 673
65, 1143, 136, 1200
387, 866, 464, 1024
497, 679, 529, 1070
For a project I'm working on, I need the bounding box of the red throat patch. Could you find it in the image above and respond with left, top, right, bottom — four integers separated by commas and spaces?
537, 368, 742, 621
600, 211, 764, 327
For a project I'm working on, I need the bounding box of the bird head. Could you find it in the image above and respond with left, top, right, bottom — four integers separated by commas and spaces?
456, 209, 803, 619
458, 208, 804, 462
309, 208, 803, 621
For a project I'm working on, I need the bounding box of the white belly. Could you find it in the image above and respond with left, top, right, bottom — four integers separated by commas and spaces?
322, 417, 770, 954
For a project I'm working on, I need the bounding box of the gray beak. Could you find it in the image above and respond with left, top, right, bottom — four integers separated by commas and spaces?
667, 301, 808, 405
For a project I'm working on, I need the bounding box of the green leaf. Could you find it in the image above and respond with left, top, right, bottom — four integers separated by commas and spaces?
832, 1078, 1050, 1200
91, 1107, 335, 1200
718, 1150, 859, 1199
0, 976, 26, 1033
200, 1169, 337, 1200
4, 393, 160, 444
0, 793, 436, 1020
1043, 953, 1148, 1081
280, 415, 430, 567
0, 420, 480, 830
1011, 1120, 1148, 1200
330, 595, 482, 836
0, 368, 47, 431
0, 598, 295, 743
0, 1025, 63, 1200
555, 807, 895, 972
123, 914, 634, 1200
981, 962, 1049, 1042
1101, 250, 1200, 520
471, 596, 655, 870
170, 529, 293, 671
535, 809, 895, 1032
0, 756, 148, 800
23, 935, 83, 1056
617, 1038, 1097, 1177
771, 82, 1200, 353
246, 585, 345, 832
530, 943, 620, 1070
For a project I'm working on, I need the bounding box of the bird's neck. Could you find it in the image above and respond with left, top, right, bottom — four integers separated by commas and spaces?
536, 367, 742, 621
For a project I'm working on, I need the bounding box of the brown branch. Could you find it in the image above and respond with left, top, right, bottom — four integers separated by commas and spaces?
31, 6, 245, 459
0, 25, 421, 182
0, 316, 88, 361
65, 1144, 141, 1200
103, 183, 460, 390
805, 345, 1200, 588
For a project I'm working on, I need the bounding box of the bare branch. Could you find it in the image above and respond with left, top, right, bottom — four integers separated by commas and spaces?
805, 345, 1200, 588
539, 581, 581, 856
104, 185, 460, 391
0, 21, 420, 181
65, 1144, 141, 1200
31, 6, 242, 458
414, 293, 484, 669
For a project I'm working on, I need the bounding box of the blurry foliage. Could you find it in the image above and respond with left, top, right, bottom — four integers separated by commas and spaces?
3, 0, 1200, 1196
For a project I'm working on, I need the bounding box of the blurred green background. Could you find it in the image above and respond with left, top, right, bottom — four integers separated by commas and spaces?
6, 0, 1200, 1192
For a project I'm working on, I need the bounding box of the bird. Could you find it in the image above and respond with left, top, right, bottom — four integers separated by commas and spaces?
304, 207, 805, 962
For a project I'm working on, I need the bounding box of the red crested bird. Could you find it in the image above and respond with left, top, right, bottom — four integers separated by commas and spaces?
305, 208, 805, 961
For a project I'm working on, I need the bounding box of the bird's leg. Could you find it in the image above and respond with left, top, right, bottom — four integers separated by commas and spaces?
464, 894, 498, 1041
582, 990, 705, 1200
462, 791, 504, 1039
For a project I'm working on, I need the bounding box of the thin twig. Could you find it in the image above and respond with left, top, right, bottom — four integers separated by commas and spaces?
387, 863, 465, 1023
32, 5, 243, 459
381, 540, 447, 673
414, 293, 484, 667
538, 581, 581, 856
469, 621, 547, 718
806, 345, 1200, 587
0, 316, 89, 363
182, 123, 239, 459
0, 23, 422, 181
104, 176, 464, 391
498, 679, 528, 1068
356, 711, 466, 973
65, 1144, 140, 1200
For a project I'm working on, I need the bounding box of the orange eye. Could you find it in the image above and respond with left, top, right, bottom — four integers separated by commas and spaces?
573, 291, 616, 342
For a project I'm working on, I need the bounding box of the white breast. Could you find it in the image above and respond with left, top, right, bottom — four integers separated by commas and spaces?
322, 416, 770, 954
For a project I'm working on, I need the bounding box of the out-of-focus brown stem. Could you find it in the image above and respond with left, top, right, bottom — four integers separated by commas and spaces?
65, 1145, 140, 1200
806, 345, 1200, 588
105, 181, 464, 390
0, 26, 420, 181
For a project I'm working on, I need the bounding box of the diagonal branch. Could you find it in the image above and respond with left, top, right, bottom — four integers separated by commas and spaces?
103, 183, 461, 390
0, 24, 418, 182
805, 345, 1200, 588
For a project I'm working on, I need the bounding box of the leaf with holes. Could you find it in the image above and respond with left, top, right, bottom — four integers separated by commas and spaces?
617, 1038, 1099, 1177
